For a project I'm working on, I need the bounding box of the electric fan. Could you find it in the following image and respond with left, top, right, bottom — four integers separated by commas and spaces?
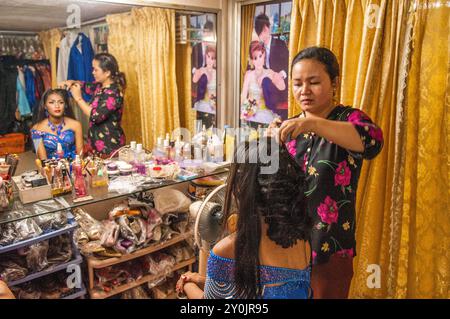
193, 184, 227, 276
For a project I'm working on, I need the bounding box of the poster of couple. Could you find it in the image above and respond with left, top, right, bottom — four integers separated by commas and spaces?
191, 15, 217, 129
241, 3, 292, 127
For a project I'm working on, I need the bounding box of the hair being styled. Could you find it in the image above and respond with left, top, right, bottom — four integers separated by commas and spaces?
93, 53, 126, 92
254, 14, 271, 36
291, 46, 340, 82
32, 89, 75, 125
222, 138, 311, 299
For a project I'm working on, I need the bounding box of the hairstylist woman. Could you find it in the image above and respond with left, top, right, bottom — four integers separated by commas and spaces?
277, 47, 383, 299
58, 53, 126, 157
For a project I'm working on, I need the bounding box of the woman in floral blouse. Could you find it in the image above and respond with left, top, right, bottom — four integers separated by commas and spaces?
277, 47, 384, 298
59, 53, 126, 157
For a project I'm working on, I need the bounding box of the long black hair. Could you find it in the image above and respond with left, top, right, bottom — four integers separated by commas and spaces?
222, 137, 311, 299
32, 89, 75, 125
93, 53, 126, 93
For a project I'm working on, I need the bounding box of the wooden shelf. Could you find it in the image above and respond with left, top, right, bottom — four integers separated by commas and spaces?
89, 257, 196, 299
86, 231, 193, 269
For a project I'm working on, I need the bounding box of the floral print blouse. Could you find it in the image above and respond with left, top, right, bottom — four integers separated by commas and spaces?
82, 82, 126, 156
287, 105, 383, 265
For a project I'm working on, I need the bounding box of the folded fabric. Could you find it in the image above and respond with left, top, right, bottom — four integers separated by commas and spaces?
152, 189, 192, 215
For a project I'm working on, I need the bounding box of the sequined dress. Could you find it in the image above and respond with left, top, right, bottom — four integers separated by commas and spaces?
204, 251, 312, 299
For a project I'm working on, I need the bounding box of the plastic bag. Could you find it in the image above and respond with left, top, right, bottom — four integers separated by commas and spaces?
0, 260, 28, 282
33, 211, 68, 231
47, 235, 73, 264
100, 220, 120, 248
73, 208, 104, 241
152, 189, 192, 215
26, 241, 49, 272
121, 285, 150, 299
73, 228, 89, 247
14, 216, 43, 242
0, 222, 17, 246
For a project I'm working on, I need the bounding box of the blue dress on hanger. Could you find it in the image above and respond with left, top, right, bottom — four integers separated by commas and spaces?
68, 33, 95, 101
204, 251, 312, 299
31, 129, 76, 160
16, 76, 31, 116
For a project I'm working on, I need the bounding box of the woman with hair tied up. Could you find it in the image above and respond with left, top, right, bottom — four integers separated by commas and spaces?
58, 53, 126, 157
176, 138, 313, 299
274, 46, 384, 299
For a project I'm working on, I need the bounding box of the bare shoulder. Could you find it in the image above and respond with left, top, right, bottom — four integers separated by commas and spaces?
212, 234, 236, 259
32, 120, 45, 131
65, 117, 82, 130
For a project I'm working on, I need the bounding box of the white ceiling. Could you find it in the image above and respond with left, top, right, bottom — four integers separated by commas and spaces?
0, 0, 136, 32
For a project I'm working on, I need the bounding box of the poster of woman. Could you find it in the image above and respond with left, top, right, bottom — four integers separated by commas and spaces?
241, 3, 292, 126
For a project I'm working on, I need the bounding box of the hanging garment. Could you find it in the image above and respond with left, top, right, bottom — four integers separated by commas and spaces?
16, 76, 31, 116
57, 32, 77, 83
24, 66, 37, 110
0, 57, 18, 134
36, 64, 52, 91
67, 33, 95, 84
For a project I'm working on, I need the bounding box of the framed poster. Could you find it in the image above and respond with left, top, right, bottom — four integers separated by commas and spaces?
240, 1, 292, 127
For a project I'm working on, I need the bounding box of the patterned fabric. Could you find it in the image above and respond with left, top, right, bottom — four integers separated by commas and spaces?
31, 129, 76, 159
82, 82, 126, 156
287, 105, 383, 265
204, 251, 311, 299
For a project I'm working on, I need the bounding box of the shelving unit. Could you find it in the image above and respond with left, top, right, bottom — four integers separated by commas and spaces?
87, 231, 194, 299
89, 258, 195, 299
0, 214, 86, 299
1, 167, 230, 299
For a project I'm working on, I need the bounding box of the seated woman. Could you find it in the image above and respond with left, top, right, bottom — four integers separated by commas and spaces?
176, 138, 312, 299
31, 89, 83, 160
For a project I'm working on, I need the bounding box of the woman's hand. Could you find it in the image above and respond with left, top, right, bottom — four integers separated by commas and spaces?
70, 83, 83, 102
176, 272, 205, 294
58, 80, 76, 90
279, 116, 318, 143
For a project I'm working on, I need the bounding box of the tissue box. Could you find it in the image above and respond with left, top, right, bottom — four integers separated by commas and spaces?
12, 175, 52, 204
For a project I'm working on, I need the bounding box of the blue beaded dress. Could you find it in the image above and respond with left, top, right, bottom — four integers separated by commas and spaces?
204, 251, 312, 299
31, 129, 76, 159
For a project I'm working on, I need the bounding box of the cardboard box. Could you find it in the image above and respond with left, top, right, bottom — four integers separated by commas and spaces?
12, 175, 52, 204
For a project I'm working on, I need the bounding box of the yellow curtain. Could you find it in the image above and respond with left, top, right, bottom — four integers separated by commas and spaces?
106, 7, 180, 150
240, 4, 256, 89
38, 28, 61, 88
387, 1, 449, 298
106, 12, 143, 145
132, 7, 180, 149
289, 0, 449, 298
176, 42, 195, 134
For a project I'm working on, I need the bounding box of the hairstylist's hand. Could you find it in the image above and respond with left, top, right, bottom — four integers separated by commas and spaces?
57, 80, 76, 89
279, 116, 317, 143
265, 118, 282, 141
70, 83, 83, 101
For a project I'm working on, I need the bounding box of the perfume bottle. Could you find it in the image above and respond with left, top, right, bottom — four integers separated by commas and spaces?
56, 143, 64, 159
73, 155, 87, 198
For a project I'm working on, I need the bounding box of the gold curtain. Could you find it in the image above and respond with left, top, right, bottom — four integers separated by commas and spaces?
106, 12, 143, 145
240, 4, 256, 89
106, 7, 180, 150
387, 1, 449, 298
132, 7, 180, 149
289, 0, 449, 298
176, 42, 195, 134
38, 28, 61, 88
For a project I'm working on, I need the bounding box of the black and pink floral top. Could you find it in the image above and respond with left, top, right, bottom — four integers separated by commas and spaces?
82, 82, 126, 156
287, 105, 383, 265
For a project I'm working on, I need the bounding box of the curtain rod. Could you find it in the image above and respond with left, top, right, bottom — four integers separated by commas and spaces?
61, 16, 109, 31
0, 31, 38, 36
